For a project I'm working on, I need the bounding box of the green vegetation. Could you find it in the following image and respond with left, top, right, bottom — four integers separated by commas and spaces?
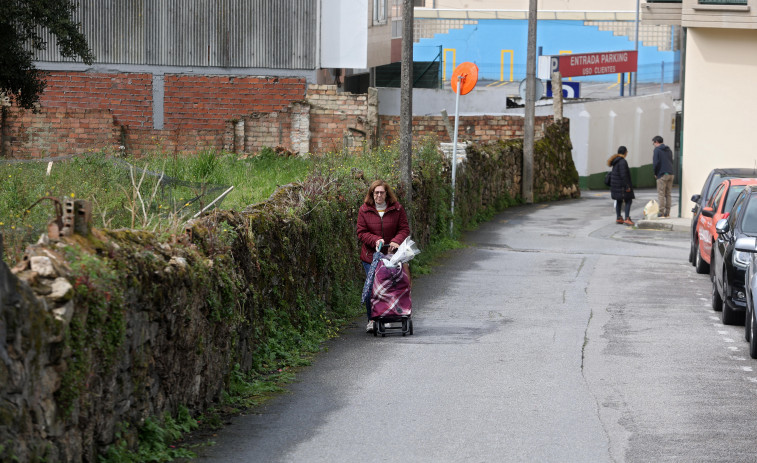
101, 406, 199, 462
2, 0, 94, 110
0, 148, 310, 265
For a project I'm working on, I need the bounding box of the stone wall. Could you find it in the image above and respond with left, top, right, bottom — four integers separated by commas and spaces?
379, 114, 551, 146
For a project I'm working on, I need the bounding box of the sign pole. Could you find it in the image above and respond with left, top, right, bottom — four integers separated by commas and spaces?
450, 75, 462, 237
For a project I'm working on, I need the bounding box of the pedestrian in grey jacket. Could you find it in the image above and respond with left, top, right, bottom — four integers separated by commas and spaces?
653, 135, 674, 218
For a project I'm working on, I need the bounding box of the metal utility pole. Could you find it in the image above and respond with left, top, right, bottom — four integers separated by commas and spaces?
632, 0, 640, 96
399, 0, 414, 208
523, 0, 537, 204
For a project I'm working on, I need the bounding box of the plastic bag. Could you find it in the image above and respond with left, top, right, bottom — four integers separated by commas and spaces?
643, 199, 659, 220
382, 237, 421, 268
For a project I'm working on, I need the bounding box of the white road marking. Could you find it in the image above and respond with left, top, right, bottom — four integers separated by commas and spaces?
710, 316, 720, 321
718, 331, 729, 335
729, 346, 741, 351
742, 366, 754, 372
724, 338, 735, 343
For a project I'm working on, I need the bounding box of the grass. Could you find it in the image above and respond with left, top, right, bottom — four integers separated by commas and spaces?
0, 148, 311, 265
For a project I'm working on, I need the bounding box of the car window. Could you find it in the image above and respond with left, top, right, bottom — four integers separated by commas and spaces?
741, 195, 757, 234
710, 184, 725, 211
729, 190, 748, 229
707, 174, 726, 200
724, 185, 748, 213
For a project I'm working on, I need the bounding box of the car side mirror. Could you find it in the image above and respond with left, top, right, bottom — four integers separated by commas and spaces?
715, 218, 730, 235
701, 207, 715, 218
691, 194, 701, 203
735, 237, 757, 253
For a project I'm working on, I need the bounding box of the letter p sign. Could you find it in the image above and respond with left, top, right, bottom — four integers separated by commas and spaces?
551, 57, 559, 73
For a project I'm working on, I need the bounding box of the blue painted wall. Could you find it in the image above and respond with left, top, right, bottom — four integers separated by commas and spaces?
414, 20, 679, 84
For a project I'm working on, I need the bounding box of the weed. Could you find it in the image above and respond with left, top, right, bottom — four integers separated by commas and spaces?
101, 406, 199, 462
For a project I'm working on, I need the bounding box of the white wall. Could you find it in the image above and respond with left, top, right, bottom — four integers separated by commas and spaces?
377, 87, 675, 183
564, 93, 676, 177
682, 28, 757, 218
377, 86, 554, 116
321, 0, 368, 68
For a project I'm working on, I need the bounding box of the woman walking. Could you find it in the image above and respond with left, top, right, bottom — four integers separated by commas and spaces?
608, 146, 636, 226
356, 179, 410, 332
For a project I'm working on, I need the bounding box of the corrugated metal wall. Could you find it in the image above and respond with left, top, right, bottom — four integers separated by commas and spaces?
34, 0, 318, 69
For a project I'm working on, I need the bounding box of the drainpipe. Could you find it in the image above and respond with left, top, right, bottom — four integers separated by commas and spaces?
632, 0, 640, 96
677, 27, 687, 218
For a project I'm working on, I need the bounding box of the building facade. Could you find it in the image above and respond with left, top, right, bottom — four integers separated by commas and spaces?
643, 0, 757, 218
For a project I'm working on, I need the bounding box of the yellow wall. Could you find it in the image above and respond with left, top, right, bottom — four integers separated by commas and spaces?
682, 28, 757, 218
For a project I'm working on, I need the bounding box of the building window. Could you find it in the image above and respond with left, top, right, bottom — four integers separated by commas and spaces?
374, 0, 388, 25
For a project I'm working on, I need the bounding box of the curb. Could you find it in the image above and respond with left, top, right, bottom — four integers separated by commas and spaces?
636, 219, 688, 232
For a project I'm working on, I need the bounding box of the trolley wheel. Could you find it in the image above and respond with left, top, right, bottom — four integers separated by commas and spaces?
373, 321, 377, 337
409, 319, 414, 335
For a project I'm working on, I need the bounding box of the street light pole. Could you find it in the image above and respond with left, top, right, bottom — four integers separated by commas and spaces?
523, 0, 537, 204
400, 0, 414, 208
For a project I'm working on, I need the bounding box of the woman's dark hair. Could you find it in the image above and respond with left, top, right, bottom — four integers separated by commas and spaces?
364, 180, 399, 206
617, 146, 628, 155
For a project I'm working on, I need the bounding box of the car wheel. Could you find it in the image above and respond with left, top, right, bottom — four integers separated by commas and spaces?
695, 246, 710, 274
746, 302, 752, 342
722, 298, 741, 326
750, 311, 757, 359
689, 237, 697, 265
712, 280, 723, 312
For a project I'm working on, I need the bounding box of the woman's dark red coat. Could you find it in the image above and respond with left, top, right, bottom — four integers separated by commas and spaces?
356, 201, 410, 264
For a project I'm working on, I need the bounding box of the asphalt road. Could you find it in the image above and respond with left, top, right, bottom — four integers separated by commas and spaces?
196, 189, 757, 462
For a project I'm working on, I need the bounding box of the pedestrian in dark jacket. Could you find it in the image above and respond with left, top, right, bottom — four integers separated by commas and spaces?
608, 146, 635, 226
356, 179, 410, 332
652, 135, 675, 218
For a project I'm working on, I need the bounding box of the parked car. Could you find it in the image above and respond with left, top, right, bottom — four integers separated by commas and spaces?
689, 168, 757, 266
694, 178, 757, 274
711, 186, 757, 325
735, 236, 757, 358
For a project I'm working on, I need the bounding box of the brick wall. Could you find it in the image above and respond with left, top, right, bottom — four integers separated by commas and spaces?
1, 71, 307, 158
3, 107, 120, 158
379, 114, 552, 146
307, 85, 374, 154
163, 75, 303, 131
1, 74, 552, 159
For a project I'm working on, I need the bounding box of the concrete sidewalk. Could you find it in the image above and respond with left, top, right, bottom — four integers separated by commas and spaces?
585, 187, 690, 232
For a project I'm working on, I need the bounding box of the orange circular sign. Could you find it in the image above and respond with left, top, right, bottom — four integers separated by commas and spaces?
451, 62, 479, 95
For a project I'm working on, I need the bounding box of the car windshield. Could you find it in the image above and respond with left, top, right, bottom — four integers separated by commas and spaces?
724, 185, 748, 213
742, 196, 757, 234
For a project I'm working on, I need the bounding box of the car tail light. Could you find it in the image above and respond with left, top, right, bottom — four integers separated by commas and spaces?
723, 212, 730, 220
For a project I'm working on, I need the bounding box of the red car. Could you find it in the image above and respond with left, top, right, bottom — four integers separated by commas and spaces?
696, 178, 757, 273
